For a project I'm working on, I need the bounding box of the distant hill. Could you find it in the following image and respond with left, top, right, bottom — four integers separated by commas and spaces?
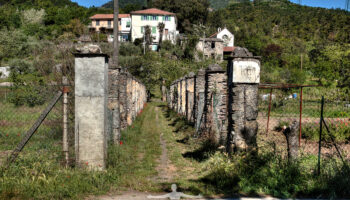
102, 0, 231, 10
209, 0, 231, 9
102, 0, 146, 9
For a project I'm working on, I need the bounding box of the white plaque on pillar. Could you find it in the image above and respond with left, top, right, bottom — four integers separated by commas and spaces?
232, 60, 260, 83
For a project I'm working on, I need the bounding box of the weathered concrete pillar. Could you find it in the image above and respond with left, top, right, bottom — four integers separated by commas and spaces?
186, 72, 196, 122
131, 78, 136, 121
74, 52, 108, 171
181, 78, 186, 115
162, 80, 167, 102
227, 47, 260, 152
205, 65, 228, 146
126, 74, 133, 126
169, 84, 174, 108
108, 68, 121, 143
177, 80, 181, 114
195, 69, 206, 133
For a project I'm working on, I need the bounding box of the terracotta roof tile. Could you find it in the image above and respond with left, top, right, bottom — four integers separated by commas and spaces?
131, 8, 175, 16
224, 46, 236, 52
209, 32, 218, 38
90, 14, 130, 19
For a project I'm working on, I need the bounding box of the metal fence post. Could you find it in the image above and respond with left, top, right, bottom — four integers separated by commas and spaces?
299, 86, 303, 146
317, 96, 324, 175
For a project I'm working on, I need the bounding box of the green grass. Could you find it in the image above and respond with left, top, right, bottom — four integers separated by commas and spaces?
0, 102, 161, 199
160, 105, 350, 199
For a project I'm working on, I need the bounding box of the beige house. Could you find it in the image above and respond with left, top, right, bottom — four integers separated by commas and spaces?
89, 14, 131, 42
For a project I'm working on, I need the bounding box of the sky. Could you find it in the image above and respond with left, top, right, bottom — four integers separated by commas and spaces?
71, 0, 348, 10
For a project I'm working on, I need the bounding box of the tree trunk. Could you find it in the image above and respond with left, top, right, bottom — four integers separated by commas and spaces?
283, 120, 299, 161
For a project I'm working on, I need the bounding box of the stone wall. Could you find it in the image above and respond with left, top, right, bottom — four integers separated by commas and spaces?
167, 47, 260, 152
74, 50, 147, 170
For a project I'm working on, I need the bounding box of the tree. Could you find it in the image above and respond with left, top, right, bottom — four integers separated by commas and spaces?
144, 25, 153, 49
64, 19, 86, 37
152, 0, 210, 33
157, 22, 165, 51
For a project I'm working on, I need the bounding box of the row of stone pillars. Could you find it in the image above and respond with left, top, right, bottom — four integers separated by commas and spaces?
74, 51, 147, 170
167, 48, 261, 152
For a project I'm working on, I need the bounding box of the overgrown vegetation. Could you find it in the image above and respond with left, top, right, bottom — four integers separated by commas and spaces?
162, 105, 350, 199
0, 102, 161, 199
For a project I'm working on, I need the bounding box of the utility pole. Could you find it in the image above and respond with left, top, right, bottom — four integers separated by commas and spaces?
113, 0, 119, 67
346, 0, 350, 11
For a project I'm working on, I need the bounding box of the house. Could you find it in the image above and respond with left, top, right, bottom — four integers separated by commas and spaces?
196, 38, 224, 61
209, 27, 234, 47
89, 14, 131, 42
130, 8, 178, 49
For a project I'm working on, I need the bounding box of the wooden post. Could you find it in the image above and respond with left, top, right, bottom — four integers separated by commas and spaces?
113, 0, 119, 67
266, 88, 273, 134
62, 76, 69, 168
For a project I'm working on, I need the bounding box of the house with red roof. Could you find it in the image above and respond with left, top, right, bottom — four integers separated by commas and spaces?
130, 8, 178, 50
89, 14, 131, 42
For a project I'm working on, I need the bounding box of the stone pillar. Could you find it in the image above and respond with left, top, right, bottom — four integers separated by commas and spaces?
74, 52, 108, 171
195, 69, 206, 133
205, 64, 228, 146
119, 69, 128, 130
108, 68, 121, 143
227, 47, 260, 152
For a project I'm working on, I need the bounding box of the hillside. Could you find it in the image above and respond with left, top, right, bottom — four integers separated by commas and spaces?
101, 0, 146, 9
206, 0, 350, 86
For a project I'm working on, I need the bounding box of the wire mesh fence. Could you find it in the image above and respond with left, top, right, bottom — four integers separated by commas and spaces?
257, 86, 350, 165
0, 49, 75, 168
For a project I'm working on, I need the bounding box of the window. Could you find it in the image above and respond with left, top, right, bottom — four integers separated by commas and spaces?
96, 20, 100, 26
164, 16, 171, 21
152, 27, 156, 34
211, 41, 216, 49
126, 21, 131, 28
141, 26, 144, 33
141, 15, 148, 20
152, 15, 158, 21
108, 20, 112, 27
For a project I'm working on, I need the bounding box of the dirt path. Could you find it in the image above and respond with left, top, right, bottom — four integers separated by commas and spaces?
154, 107, 176, 183
93, 104, 178, 200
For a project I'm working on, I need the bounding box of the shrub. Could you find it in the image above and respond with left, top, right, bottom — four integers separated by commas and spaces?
302, 121, 350, 142
119, 42, 141, 56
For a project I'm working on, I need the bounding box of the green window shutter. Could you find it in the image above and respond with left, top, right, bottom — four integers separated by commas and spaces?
156, 16, 159, 20
141, 26, 144, 33
152, 27, 156, 34
148, 15, 151, 20
141, 15, 144, 21
162, 16, 165, 21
